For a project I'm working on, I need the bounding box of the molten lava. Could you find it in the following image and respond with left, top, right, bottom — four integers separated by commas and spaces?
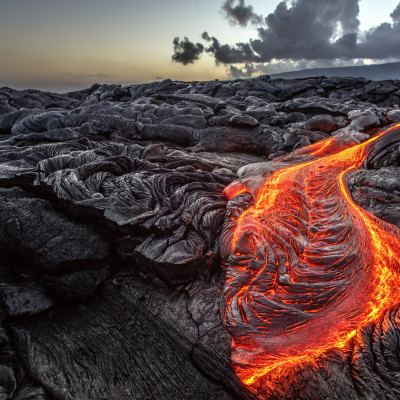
221, 124, 400, 385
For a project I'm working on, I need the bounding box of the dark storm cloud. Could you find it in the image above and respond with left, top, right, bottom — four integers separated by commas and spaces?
229, 0, 362, 63
171, 37, 204, 65
352, 3, 400, 60
202, 31, 261, 63
391, 3, 400, 20
173, 0, 400, 68
355, 26, 400, 60
251, 0, 400, 62
221, 0, 263, 27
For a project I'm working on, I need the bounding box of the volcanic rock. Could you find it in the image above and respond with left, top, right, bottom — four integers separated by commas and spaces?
0, 75, 400, 399
304, 114, 347, 133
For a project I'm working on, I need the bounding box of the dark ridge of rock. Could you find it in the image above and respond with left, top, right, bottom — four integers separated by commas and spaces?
350, 304, 400, 399
387, 109, 400, 123
157, 93, 226, 112
304, 114, 348, 133
0, 187, 110, 273
0, 76, 400, 399
0, 282, 53, 318
141, 123, 193, 145
0, 260, 51, 399
348, 167, 400, 227
161, 114, 207, 129
229, 114, 259, 127
0, 187, 111, 299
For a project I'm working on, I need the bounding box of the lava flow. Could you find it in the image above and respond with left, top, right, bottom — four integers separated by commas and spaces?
220, 124, 400, 385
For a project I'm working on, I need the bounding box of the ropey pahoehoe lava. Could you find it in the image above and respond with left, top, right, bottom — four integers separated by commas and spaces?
220, 124, 400, 385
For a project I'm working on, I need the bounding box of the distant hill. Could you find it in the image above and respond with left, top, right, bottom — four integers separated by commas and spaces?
270, 61, 400, 81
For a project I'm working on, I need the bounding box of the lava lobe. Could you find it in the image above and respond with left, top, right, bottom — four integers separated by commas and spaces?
220, 124, 400, 385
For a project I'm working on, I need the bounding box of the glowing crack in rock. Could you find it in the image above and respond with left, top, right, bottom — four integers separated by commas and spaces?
220, 124, 400, 385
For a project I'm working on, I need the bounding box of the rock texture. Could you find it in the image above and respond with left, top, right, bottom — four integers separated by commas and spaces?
0, 75, 400, 399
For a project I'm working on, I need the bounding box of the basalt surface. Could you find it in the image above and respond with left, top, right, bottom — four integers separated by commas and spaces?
0, 75, 400, 399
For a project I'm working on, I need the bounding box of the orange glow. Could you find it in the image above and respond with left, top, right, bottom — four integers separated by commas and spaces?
223, 181, 250, 200
222, 124, 400, 386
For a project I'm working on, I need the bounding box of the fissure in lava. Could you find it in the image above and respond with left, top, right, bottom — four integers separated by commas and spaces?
220, 124, 400, 385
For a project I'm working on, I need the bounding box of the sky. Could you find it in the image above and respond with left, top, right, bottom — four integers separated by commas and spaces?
0, 0, 399, 92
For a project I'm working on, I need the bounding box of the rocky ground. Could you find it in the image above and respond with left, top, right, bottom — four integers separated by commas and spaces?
0, 75, 400, 399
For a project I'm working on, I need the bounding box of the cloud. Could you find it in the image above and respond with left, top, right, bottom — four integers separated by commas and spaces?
171, 37, 204, 65
173, 0, 400, 68
221, 0, 263, 27
229, 62, 256, 78
230, 0, 362, 62
202, 31, 261, 64
391, 3, 400, 21
354, 4, 400, 60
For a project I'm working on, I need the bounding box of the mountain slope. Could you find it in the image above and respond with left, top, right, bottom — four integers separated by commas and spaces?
271, 61, 400, 81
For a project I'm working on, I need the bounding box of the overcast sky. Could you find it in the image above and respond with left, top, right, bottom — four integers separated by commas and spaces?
0, 0, 399, 92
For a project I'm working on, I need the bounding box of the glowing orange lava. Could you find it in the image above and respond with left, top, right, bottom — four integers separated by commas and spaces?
221, 124, 400, 385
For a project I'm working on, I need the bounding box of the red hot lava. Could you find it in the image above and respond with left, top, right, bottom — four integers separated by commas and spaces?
221, 124, 400, 385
